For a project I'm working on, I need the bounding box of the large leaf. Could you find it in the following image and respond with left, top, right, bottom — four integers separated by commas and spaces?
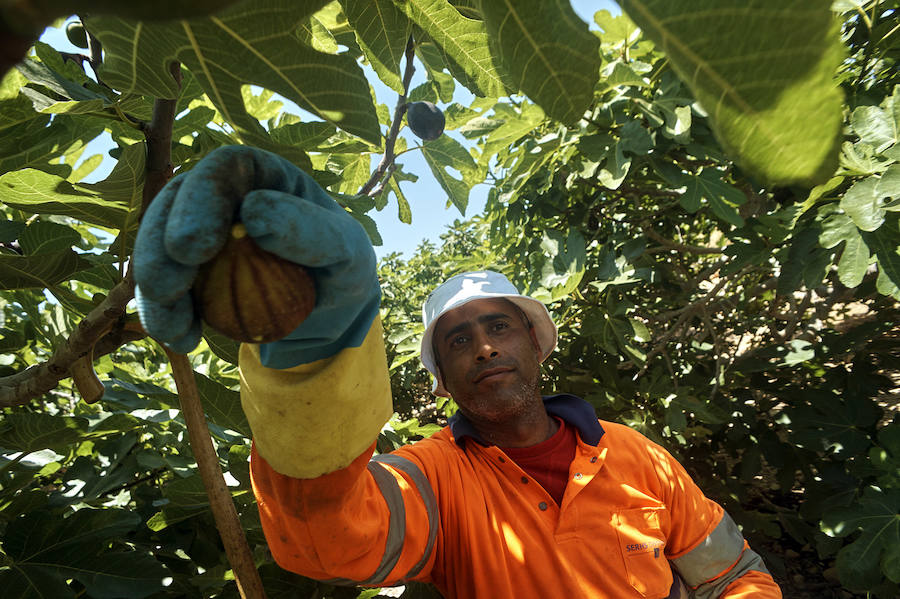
819, 207, 871, 288
850, 86, 900, 154
0, 68, 41, 131
88, 0, 381, 146
475, 0, 600, 124
0, 169, 127, 227
16, 57, 111, 114
17, 222, 81, 256
0, 115, 104, 175
202, 325, 240, 365
270, 120, 341, 150
681, 169, 746, 227
84, 142, 147, 254
862, 214, 900, 291
10, 0, 240, 27
840, 164, 900, 232
822, 486, 900, 590
194, 372, 250, 437
785, 391, 882, 459
146, 475, 211, 531
420, 134, 480, 214
395, 0, 509, 98
341, 0, 411, 94
538, 228, 586, 300
839, 233, 871, 289
0, 143, 145, 231
0, 250, 91, 290
0, 508, 169, 599
478, 101, 545, 165
329, 152, 372, 195
0, 413, 142, 454
777, 226, 833, 295
620, 0, 844, 185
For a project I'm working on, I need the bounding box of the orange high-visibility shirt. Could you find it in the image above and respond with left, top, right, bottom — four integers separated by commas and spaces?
251, 394, 781, 599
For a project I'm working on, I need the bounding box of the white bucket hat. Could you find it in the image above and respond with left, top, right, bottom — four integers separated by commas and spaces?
420, 270, 557, 397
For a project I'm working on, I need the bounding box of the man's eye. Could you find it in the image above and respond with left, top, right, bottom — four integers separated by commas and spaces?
450, 335, 468, 347
492, 321, 509, 332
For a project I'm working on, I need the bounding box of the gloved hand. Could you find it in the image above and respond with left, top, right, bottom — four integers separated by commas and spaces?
133, 145, 380, 369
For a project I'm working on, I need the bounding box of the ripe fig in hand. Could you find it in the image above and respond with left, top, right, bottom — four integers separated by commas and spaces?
407, 101, 445, 141
193, 224, 316, 343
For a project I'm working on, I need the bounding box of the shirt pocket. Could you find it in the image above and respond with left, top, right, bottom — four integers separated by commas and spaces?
613, 507, 672, 597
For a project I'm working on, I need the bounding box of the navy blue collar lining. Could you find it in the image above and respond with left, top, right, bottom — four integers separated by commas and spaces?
448, 393, 605, 447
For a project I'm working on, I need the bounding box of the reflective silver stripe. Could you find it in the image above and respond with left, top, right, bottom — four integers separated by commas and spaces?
672, 511, 771, 596
365, 460, 408, 584
321, 460, 406, 587
690, 546, 772, 599
372, 453, 439, 580
322, 454, 438, 587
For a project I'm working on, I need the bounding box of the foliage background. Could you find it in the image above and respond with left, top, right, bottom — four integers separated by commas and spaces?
1, 1, 898, 598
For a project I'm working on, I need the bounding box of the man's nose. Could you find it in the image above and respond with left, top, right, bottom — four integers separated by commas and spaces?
473, 330, 499, 361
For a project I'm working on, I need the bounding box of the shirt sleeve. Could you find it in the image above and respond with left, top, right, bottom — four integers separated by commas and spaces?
243, 316, 439, 586
644, 439, 783, 598
250, 442, 439, 587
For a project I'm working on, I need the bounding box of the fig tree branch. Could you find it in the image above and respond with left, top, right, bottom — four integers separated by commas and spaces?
0, 274, 135, 408
84, 22, 108, 89
642, 224, 723, 255
0, 63, 179, 408
358, 36, 416, 198
139, 61, 181, 217
165, 349, 267, 599
635, 270, 738, 379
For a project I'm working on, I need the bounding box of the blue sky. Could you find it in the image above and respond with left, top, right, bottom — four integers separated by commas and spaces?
38, 1, 620, 259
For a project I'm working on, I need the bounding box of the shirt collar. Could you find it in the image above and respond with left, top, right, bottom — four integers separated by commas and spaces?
448, 393, 605, 447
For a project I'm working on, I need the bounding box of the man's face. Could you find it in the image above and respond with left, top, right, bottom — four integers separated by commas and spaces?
432, 298, 543, 424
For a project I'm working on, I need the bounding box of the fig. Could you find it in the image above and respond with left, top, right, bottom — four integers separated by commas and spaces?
66, 21, 89, 49
71, 346, 104, 404
407, 101, 445, 141
193, 223, 316, 343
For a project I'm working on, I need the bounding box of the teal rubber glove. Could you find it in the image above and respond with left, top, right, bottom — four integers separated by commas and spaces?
133, 145, 380, 368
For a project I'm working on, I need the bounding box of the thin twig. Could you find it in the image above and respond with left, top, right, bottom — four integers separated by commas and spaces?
661, 349, 678, 391
358, 36, 416, 197
370, 163, 397, 198
642, 225, 723, 255
699, 309, 723, 402
85, 25, 105, 86
165, 349, 267, 599
635, 274, 732, 379
774, 290, 813, 343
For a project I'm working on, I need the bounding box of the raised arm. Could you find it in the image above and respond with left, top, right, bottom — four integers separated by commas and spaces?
132, 145, 437, 586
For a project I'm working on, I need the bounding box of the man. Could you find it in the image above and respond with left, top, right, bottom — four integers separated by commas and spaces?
134, 146, 781, 598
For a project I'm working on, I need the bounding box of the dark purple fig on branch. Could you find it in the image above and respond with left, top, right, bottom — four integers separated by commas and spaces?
407, 101, 445, 141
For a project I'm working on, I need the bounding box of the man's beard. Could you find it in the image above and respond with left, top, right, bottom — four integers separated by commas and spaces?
462, 367, 543, 425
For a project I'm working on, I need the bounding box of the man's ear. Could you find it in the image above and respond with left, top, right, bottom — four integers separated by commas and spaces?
432, 351, 452, 397
528, 325, 541, 357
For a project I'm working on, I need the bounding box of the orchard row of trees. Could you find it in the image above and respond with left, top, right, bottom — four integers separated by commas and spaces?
0, 1, 897, 597
380, 4, 899, 596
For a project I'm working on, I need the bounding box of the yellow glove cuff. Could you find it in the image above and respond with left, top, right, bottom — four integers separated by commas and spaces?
239, 316, 393, 478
